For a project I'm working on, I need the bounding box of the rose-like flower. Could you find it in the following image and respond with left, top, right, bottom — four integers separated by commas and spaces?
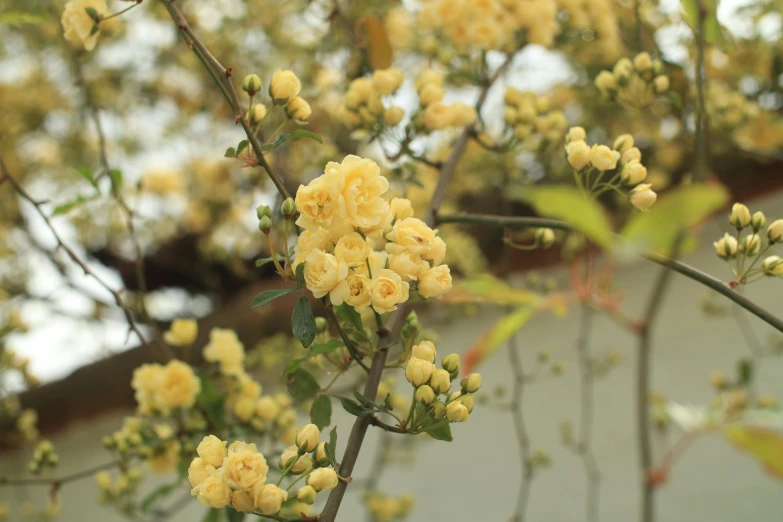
461, 373, 482, 393
61, 0, 108, 52
330, 273, 372, 311
566, 126, 586, 143
256, 396, 281, 421
293, 228, 333, 268
390, 198, 414, 220
192, 472, 231, 509
163, 318, 198, 346
713, 233, 738, 259
445, 401, 469, 422
629, 184, 657, 210
768, 219, 783, 243
405, 356, 435, 387
389, 252, 429, 282
296, 424, 320, 452
297, 485, 318, 505
131, 364, 163, 413
372, 68, 404, 95
232, 489, 257, 513
441, 354, 460, 375
197, 435, 227, 468
411, 341, 436, 363
429, 369, 451, 394
334, 233, 369, 267
386, 218, 436, 256
304, 249, 349, 300
256, 484, 288, 515
417, 265, 452, 300
307, 468, 339, 492
384, 106, 405, 125
729, 203, 751, 229
188, 458, 216, 488
621, 147, 642, 164
223, 446, 269, 490
762, 256, 783, 276
590, 144, 621, 171
621, 160, 647, 185
450, 103, 478, 127
288, 96, 312, 121
203, 328, 245, 376
330, 155, 390, 230
270, 69, 301, 102
158, 360, 200, 408
565, 140, 591, 170
423, 236, 447, 266
369, 269, 410, 314
423, 102, 453, 130
295, 172, 343, 233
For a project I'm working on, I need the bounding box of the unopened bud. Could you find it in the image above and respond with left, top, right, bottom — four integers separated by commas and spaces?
295, 424, 320, 453
281, 197, 296, 218
258, 216, 272, 233
739, 234, 760, 256
729, 203, 751, 229
431, 401, 445, 418
411, 341, 436, 363
429, 369, 451, 394
751, 211, 767, 232
415, 385, 436, 404
445, 401, 469, 422
242, 74, 262, 95
256, 205, 272, 219
314, 317, 328, 334
713, 233, 738, 259
460, 373, 481, 393
297, 485, 317, 505
313, 442, 329, 466
762, 255, 783, 276
767, 219, 783, 243
441, 354, 460, 375
249, 103, 267, 124
534, 228, 555, 248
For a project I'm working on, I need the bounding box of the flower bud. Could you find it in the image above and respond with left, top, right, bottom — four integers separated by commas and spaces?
429, 369, 451, 394
256, 484, 288, 515
270, 69, 302, 103
441, 354, 460, 375
612, 58, 634, 85
313, 442, 329, 466
258, 216, 272, 233
713, 233, 738, 259
405, 310, 419, 328
729, 203, 751, 229
621, 147, 642, 164
629, 183, 657, 210
767, 219, 783, 243
534, 228, 555, 248
295, 424, 320, 452
297, 485, 317, 505
411, 341, 436, 363
565, 126, 586, 143
653, 75, 669, 94
307, 467, 339, 492
613, 134, 634, 153
281, 197, 296, 218
445, 401, 469, 422
257, 205, 272, 219
287, 96, 312, 121
762, 255, 783, 276
242, 74, 262, 95
651, 59, 664, 75
384, 106, 405, 126
594, 70, 617, 96
461, 373, 481, 393
314, 317, 328, 334
415, 384, 436, 404
751, 211, 767, 232
565, 139, 591, 170
633, 52, 652, 73
250, 103, 267, 124
458, 393, 475, 413
739, 234, 760, 256
431, 401, 445, 418
405, 356, 434, 387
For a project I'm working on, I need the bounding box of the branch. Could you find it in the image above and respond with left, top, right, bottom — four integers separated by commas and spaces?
0, 460, 119, 487
575, 302, 600, 522
507, 333, 533, 522
324, 305, 370, 372
435, 212, 783, 334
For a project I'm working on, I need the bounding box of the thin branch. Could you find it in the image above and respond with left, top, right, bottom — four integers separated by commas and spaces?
437, 212, 571, 230
324, 306, 369, 372
507, 333, 533, 522
575, 303, 600, 522
0, 461, 119, 487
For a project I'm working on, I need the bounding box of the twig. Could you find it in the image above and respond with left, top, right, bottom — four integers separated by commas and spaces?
731, 300, 764, 401
324, 306, 369, 372
507, 333, 533, 522
0, 460, 119, 487
575, 302, 600, 522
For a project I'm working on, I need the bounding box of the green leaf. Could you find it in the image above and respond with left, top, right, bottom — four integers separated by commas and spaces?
285, 129, 323, 144
284, 340, 344, 375
286, 368, 320, 401
51, 194, 99, 216
295, 262, 305, 289
224, 509, 246, 522
255, 255, 286, 268
197, 377, 226, 430
108, 169, 123, 194
337, 396, 368, 417
463, 308, 535, 373
326, 427, 339, 468
177, 458, 188, 479
236, 140, 249, 156
251, 287, 297, 309
620, 183, 729, 255
141, 483, 179, 513
681, 0, 725, 45
310, 395, 333, 430
512, 185, 613, 250
74, 166, 98, 191
422, 418, 453, 442
723, 426, 783, 480
737, 359, 753, 387
335, 303, 365, 333
0, 12, 47, 25
443, 274, 542, 307
84, 6, 100, 21
202, 509, 223, 522
292, 296, 317, 348
224, 147, 236, 158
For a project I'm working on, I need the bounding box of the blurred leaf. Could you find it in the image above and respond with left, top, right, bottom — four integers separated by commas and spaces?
737, 359, 753, 387
620, 183, 728, 254
292, 296, 317, 347
74, 166, 98, 190
224, 147, 236, 158
463, 308, 534, 373
51, 194, 99, 216
357, 15, 393, 70
202, 509, 222, 522
224, 509, 245, 522
443, 274, 541, 306
0, 12, 48, 25
512, 186, 613, 250
286, 368, 320, 401
723, 426, 783, 480
284, 340, 343, 375
141, 483, 179, 513
250, 287, 296, 309
108, 169, 123, 194
337, 396, 367, 417
255, 255, 286, 268
177, 458, 188, 479
286, 129, 322, 143
681, 0, 725, 45
310, 395, 332, 429
296, 262, 305, 289
197, 377, 225, 430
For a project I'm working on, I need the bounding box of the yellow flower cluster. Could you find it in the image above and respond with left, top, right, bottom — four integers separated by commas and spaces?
102, 417, 181, 473
556, 0, 623, 64
163, 318, 198, 346
595, 53, 669, 108
417, 0, 559, 53
28, 440, 58, 475
338, 69, 406, 130
131, 360, 201, 415
95, 468, 144, 500
706, 82, 758, 131
362, 491, 414, 522
503, 87, 568, 146
714, 203, 783, 283
404, 341, 481, 423
294, 155, 453, 314
416, 69, 478, 131
564, 127, 657, 210
61, 0, 118, 52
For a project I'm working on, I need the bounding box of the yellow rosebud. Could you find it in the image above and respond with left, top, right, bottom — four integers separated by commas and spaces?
441, 354, 460, 375
729, 203, 751, 229
629, 184, 657, 210
255, 484, 288, 515
295, 424, 320, 452
621, 160, 647, 185
288, 96, 312, 121
307, 467, 339, 492
751, 211, 766, 232
412, 341, 436, 363
633, 52, 652, 73
565, 126, 586, 143
429, 369, 451, 394
613, 134, 635, 153
762, 256, 783, 276
450, 103, 478, 127
384, 106, 405, 126
590, 144, 621, 171
445, 401, 469, 422
565, 140, 591, 170
390, 198, 414, 220
653, 75, 669, 94
461, 373, 481, 393
270, 69, 302, 103
372, 68, 404, 95
419, 84, 445, 106
297, 485, 318, 504
713, 233, 738, 259
739, 234, 761, 256
417, 265, 452, 300
250, 103, 267, 124
242, 74, 262, 95
768, 219, 783, 243
314, 442, 329, 466
405, 356, 435, 387
163, 318, 198, 346
622, 147, 642, 164
415, 385, 436, 404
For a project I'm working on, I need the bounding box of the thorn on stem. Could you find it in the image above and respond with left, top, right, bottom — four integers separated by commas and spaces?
225, 67, 233, 78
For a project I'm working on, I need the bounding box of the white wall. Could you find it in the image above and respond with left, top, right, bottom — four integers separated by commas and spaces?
3, 191, 783, 521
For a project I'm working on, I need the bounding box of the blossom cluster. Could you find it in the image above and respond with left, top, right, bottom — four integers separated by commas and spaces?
713, 203, 783, 283
362, 491, 414, 522
244, 69, 310, 124
595, 53, 670, 108
338, 69, 406, 131
503, 87, 568, 147
294, 155, 453, 314
564, 127, 657, 210
415, 69, 478, 131
404, 341, 481, 423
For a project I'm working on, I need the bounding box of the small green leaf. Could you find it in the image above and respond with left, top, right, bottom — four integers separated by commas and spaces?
423, 419, 453, 442
224, 147, 236, 158
296, 262, 305, 289
197, 377, 225, 430
255, 255, 286, 268
284, 340, 344, 375
251, 287, 297, 309
224, 508, 246, 522
337, 396, 367, 417
202, 509, 222, 522
177, 458, 188, 479
84, 6, 100, 21
723, 426, 783, 480
51, 194, 99, 216
681, 0, 725, 45
236, 140, 249, 156
285, 129, 323, 144
292, 296, 317, 347
335, 303, 365, 333
326, 426, 339, 468
286, 368, 320, 401
141, 483, 179, 513
74, 166, 98, 190
310, 395, 332, 430
463, 308, 535, 373
108, 169, 123, 193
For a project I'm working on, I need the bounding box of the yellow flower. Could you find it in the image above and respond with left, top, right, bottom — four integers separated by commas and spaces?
307, 468, 339, 492
192, 472, 231, 509
61, 0, 108, 51
449, 103, 478, 127
158, 360, 200, 409
330, 273, 372, 311
389, 252, 429, 282
405, 356, 435, 387
256, 396, 281, 421
232, 489, 257, 513
288, 96, 312, 121
141, 168, 185, 195
196, 435, 227, 467
188, 457, 216, 488
334, 232, 369, 267
295, 172, 343, 233
295, 424, 320, 452
590, 144, 621, 171
446, 401, 469, 422
297, 484, 318, 504
423, 102, 454, 130
383, 106, 405, 126
293, 228, 333, 268
620, 160, 647, 185
566, 126, 586, 143
412, 341, 436, 363
613, 134, 635, 153
369, 269, 410, 314
768, 219, 783, 243
131, 364, 164, 413
163, 318, 198, 346
334, 155, 390, 229
372, 68, 404, 95
386, 218, 436, 257
565, 140, 591, 170
629, 183, 657, 210
304, 249, 349, 300
390, 198, 414, 220
461, 373, 481, 392
256, 484, 288, 514
418, 265, 453, 299
279, 445, 312, 474
223, 445, 269, 490
270, 70, 302, 102
419, 84, 445, 106
203, 328, 246, 375
429, 369, 451, 394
